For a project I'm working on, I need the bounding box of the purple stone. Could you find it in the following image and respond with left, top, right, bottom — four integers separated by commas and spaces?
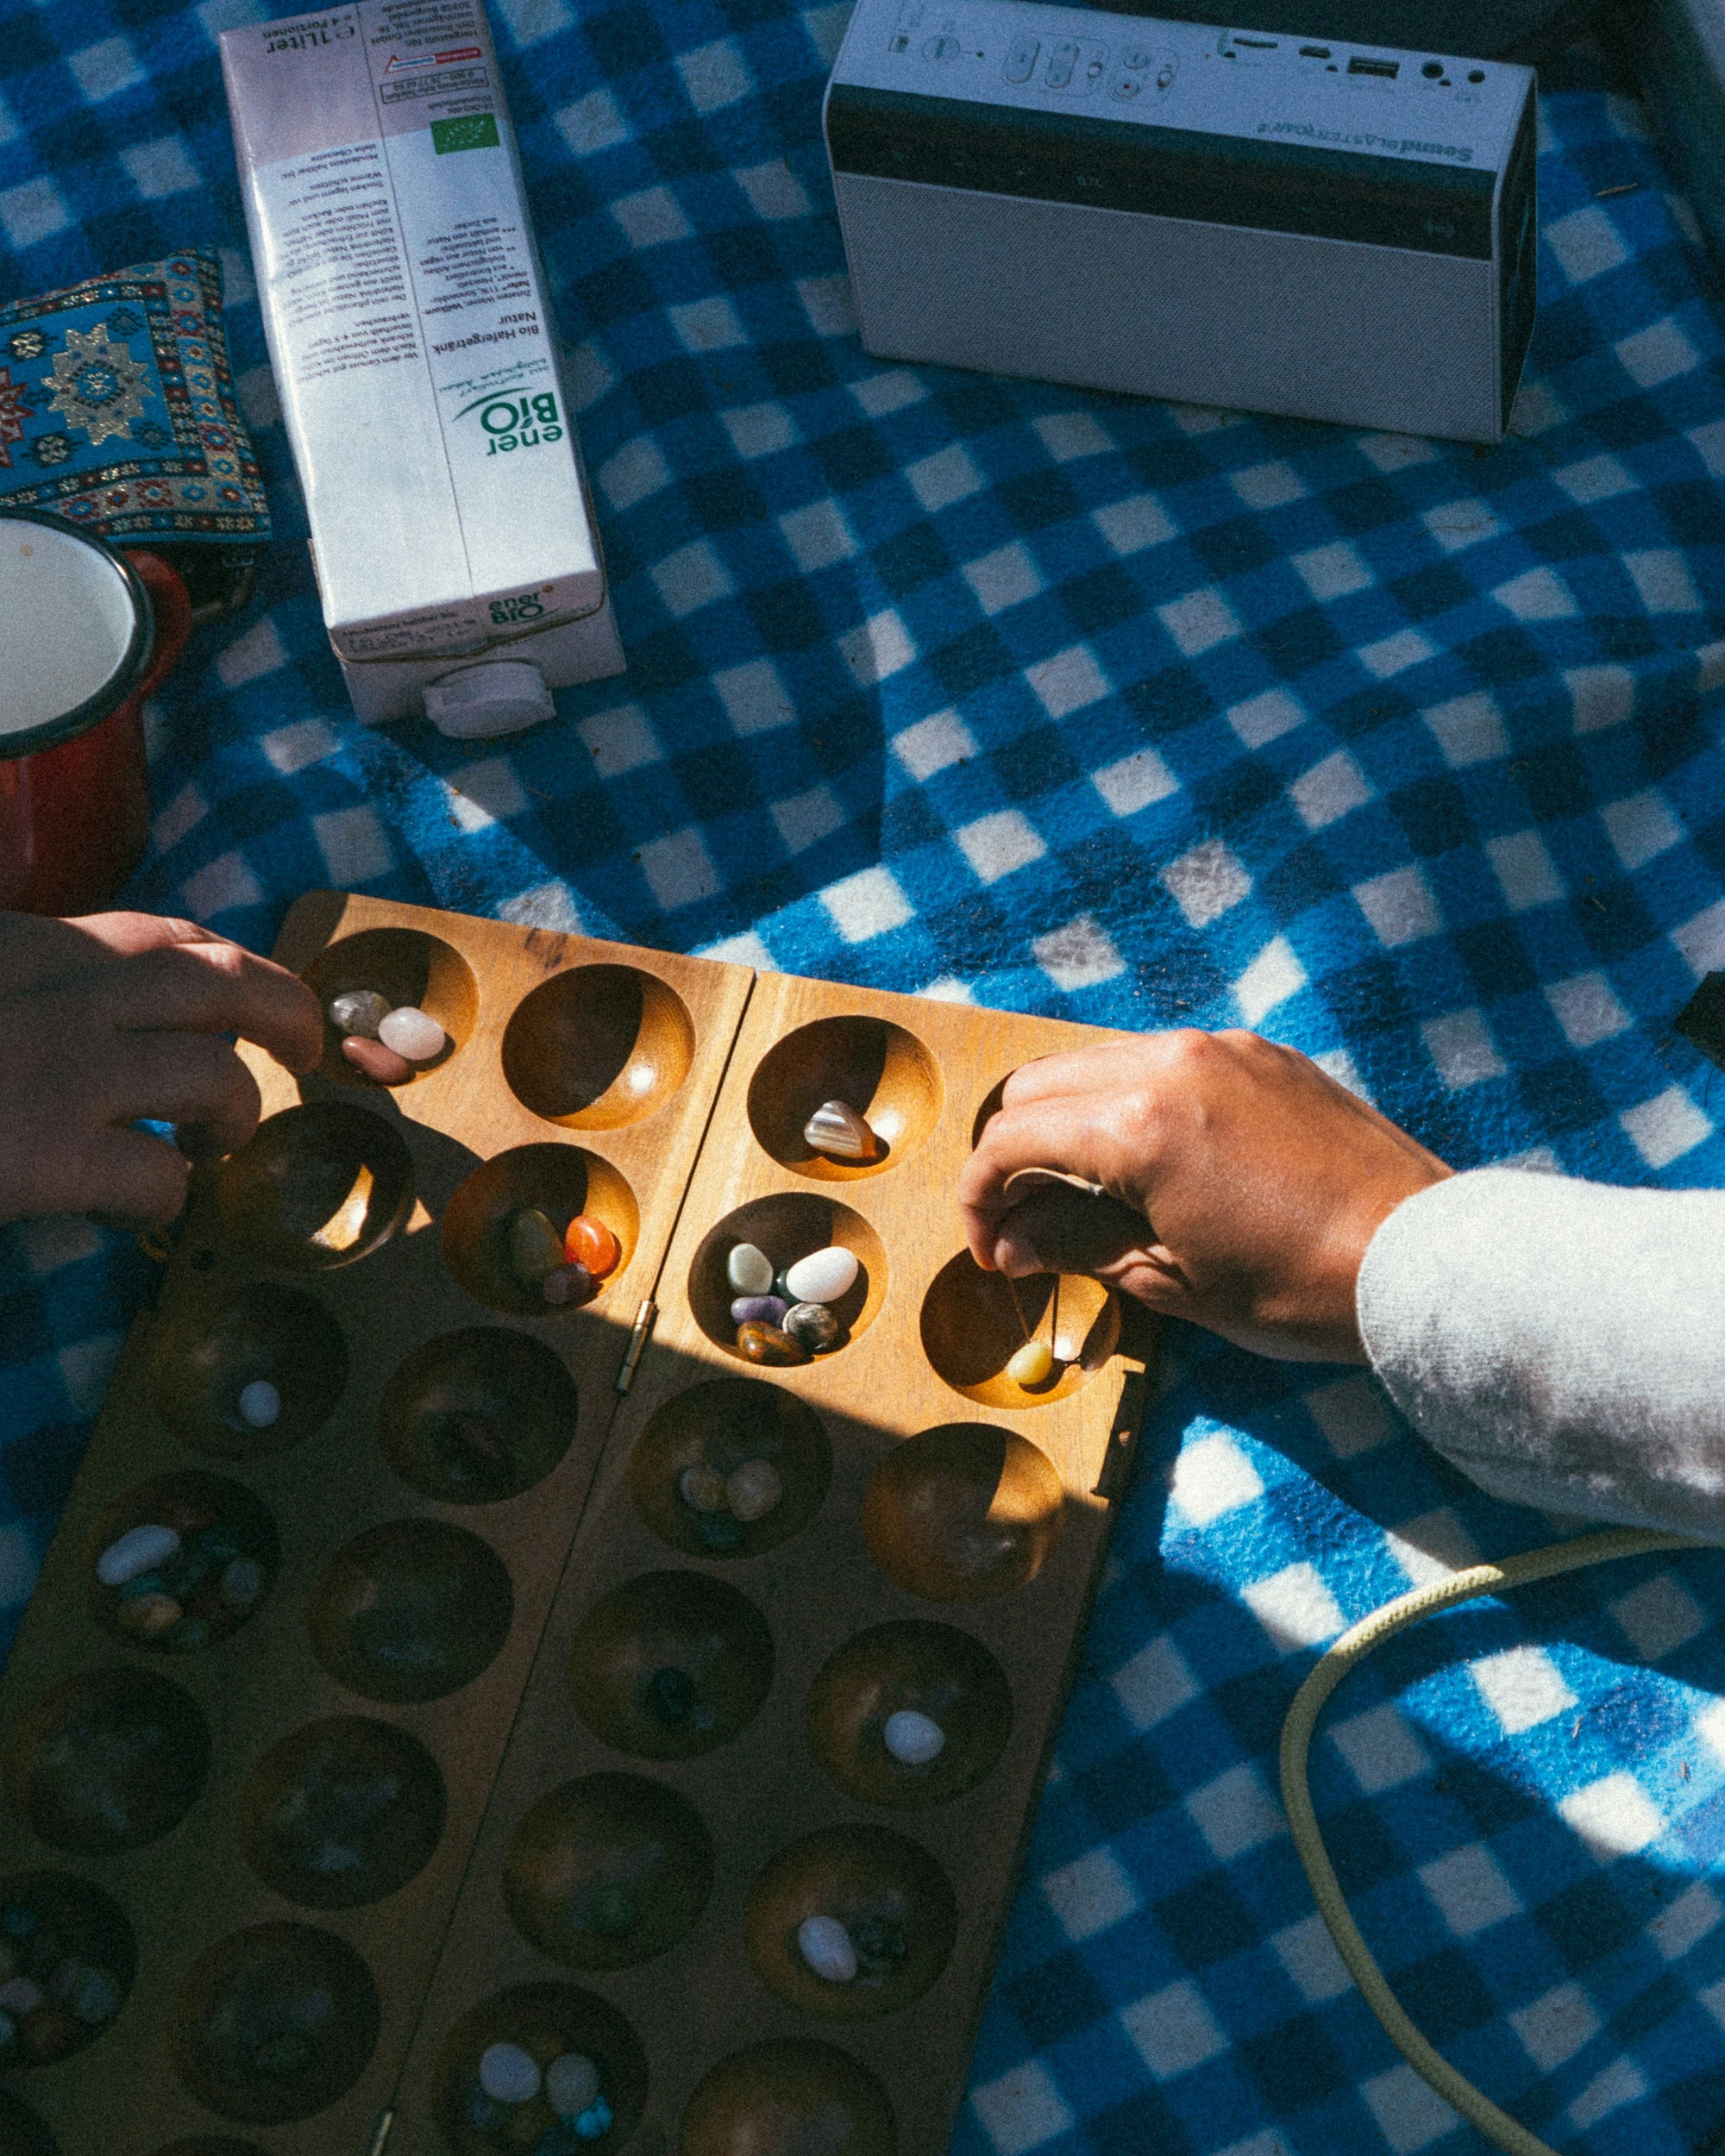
731, 1294, 788, 1326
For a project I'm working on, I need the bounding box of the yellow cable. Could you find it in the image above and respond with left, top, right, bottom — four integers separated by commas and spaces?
1279, 1526, 1703, 2156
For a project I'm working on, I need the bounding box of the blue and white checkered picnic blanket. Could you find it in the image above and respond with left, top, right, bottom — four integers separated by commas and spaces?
4, 1, 1725, 2151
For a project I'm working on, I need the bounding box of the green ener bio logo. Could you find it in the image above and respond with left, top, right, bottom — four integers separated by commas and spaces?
430, 113, 500, 154
454, 389, 564, 457
489, 588, 545, 624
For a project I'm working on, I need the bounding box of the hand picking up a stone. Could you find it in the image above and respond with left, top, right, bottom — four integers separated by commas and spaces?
0, 910, 323, 1229
957, 1029, 1451, 1364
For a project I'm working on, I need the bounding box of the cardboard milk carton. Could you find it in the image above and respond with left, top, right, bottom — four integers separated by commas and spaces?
222, 2, 624, 735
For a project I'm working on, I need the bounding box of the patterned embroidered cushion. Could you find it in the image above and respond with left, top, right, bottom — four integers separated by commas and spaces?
0, 249, 269, 616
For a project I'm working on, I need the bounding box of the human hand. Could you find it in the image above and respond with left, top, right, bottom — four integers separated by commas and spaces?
958, 1030, 1451, 1363
0, 911, 323, 1228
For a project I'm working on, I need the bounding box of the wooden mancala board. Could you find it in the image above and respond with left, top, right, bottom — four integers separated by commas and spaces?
0, 890, 1154, 2156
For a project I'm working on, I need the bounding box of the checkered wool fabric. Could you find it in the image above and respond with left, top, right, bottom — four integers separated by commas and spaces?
3, 2, 1725, 2153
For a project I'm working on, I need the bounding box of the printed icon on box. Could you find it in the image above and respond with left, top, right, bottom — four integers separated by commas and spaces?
430, 112, 499, 154
383, 43, 481, 72
452, 390, 566, 459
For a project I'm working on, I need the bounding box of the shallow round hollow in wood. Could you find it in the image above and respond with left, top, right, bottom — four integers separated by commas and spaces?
216, 1104, 413, 1271
806, 1620, 1013, 1808
0, 2096, 61, 2156
307, 1520, 513, 1706
0, 1872, 135, 2070
688, 1195, 885, 1363
150, 1283, 348, 1458
303, 926, 476, 1088
745, 1016, 941, 1181
503, 963, 696, 1129
920, 1252, 1119, 1409
628, 1379, 830, 1561
862, 1425, 1065, 1603
503, 1771, 715, 1970
679, 2040, 896, 2156
236, 1717, 447, 1911
4, 1668, 210, 1856
566, 1571, 774, 1760
435, 1983, 648, 2156
85, 1471, 279, 1653
169, 1921, 380, 2126
378, 1326, 578, 1503
743, 1825, 957, 2021
442, 1144, 638, 1318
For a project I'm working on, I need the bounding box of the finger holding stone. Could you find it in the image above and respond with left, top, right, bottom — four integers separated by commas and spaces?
959, 1099, 1146, 1263
989, 1188, 1154, 1279
66, 911, 247, 962
81, 1127, 196, 1225
104, 943, 324, 1073
102, 1033, 265, 1156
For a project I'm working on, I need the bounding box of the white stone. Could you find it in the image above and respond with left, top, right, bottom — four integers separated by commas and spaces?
679, 1465, 727, 1513
726, 1459, 782, 1522
479, 2040, 543, 2105
726, 1243, 775, 1294
377, 1006, 446, 1062
238, 1380, 281, 1429
328, 989, 389, 1038
804, 1100, 875, 1160
96, 1524, 180, 1588
883, 1708, 946, 1765
547, 2052, 601, 2119
797, 1914, 859, 1983
783, 1246, 857, 1304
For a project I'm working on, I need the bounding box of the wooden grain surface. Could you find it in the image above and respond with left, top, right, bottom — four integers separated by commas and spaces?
389, 965, 1155, 2156
0, 893, 751, 2156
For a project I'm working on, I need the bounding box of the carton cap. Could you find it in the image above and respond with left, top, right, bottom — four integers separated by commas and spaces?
423, 661, 555, 740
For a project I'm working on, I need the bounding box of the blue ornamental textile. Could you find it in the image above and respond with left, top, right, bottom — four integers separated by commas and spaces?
0, 248, 267, 547
2, 4, 1725, 2156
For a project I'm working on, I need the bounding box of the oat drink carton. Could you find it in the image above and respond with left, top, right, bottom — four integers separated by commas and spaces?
222, 2, 624, 736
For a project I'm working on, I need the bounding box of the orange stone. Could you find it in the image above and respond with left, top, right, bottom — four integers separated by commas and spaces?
563, 1213, 621, 1279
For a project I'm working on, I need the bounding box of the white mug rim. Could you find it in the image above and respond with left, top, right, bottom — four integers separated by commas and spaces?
0, 507, 155, 760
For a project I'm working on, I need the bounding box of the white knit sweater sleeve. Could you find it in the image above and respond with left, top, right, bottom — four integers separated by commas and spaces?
1356, 1167, 1725, 1534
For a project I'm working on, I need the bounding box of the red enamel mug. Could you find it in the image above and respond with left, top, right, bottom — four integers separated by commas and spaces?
0, 506, 192, 917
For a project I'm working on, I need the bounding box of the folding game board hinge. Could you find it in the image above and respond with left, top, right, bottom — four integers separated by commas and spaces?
615, 1298, 658, 1395
1093, 1367, 1147, 1502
